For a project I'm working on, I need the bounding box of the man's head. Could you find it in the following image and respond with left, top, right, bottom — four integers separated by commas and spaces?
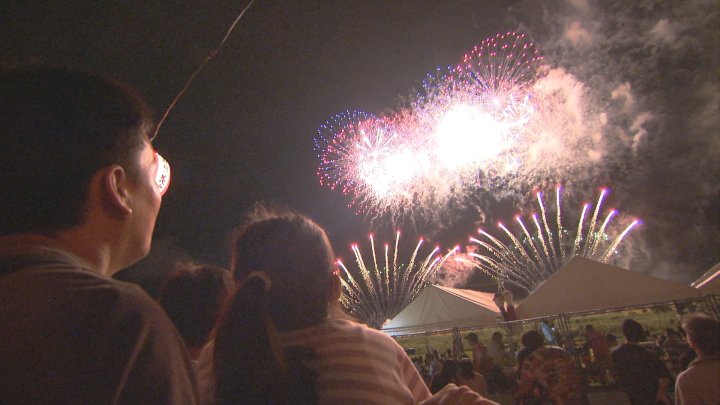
621, 319, 644, 342
681, 313, 719, 356
465, 333, 479, 344
491, 331, 503, 343
0, 66, 164, 271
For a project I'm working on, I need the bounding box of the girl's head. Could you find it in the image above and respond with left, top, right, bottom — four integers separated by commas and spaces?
230, 204, 337, 330
214, 205, 337, 405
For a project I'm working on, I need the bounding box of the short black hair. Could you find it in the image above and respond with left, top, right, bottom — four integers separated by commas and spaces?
458, 358, 474, 379
521, 330, 545, 349
681, 313, 719, 356
621, 319, 644, 342
0, 66, 152, 235
158, 263, 233, 348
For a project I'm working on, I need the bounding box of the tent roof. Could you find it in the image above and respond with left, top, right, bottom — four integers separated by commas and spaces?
382, 284, 500, 335
516, 256, 701, 319
691, 262, 720, 294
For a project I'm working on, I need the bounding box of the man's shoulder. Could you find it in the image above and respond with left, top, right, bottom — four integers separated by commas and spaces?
685, 356, 720, 374
101, 276, 167, 316
0, 251, 165, 323
676, 365, 693, 384
85, 276, 177, 331
675, 362, 703, 391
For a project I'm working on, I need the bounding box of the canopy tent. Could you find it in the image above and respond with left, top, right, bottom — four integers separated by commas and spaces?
382, 284, 500, 335
691, 262, 720, 294
516, 256, 702, 319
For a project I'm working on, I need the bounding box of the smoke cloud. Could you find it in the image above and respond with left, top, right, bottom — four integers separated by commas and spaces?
509, 0, 719, 281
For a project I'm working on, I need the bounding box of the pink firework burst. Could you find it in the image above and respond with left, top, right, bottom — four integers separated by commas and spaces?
459, 31, 544, 95
316, 112, 425, 217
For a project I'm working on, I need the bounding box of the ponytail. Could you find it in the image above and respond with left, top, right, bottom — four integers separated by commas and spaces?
214, 277, 319, 405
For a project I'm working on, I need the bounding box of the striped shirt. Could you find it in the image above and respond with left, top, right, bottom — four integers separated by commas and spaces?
197, 318, 431, 405
276, 318, 431, 405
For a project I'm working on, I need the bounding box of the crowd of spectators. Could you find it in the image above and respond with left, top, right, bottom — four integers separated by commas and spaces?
1, 65, 717, 405
417, 317, 718, 405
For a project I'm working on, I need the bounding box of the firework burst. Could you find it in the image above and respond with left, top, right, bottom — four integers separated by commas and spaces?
315, 33, 545, 220
460, 32, 543, 95
458, 186, 640, 292
315, 32, 607, 228
315, 111, 431, 218
338, 232, 458, 328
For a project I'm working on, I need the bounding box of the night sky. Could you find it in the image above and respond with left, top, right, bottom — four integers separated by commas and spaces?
2, 1, 718, 294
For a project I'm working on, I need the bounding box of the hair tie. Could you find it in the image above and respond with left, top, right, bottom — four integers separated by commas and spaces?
246, 271, 272, 292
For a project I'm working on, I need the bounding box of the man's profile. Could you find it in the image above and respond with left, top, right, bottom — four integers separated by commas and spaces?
0, 66, 197, 404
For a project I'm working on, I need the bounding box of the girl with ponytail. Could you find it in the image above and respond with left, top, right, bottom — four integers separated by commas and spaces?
208, 205, 496, 405
213, 206, 332, 404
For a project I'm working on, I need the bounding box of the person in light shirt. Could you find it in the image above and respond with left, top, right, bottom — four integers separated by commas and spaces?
674, 313, 719, 405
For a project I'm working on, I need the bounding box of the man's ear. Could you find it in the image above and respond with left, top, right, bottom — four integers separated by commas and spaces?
100, 165, 133, 216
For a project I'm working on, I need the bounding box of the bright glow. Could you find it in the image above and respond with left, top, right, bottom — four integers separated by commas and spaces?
359, 146, 418, 197
434, 104, 510, 170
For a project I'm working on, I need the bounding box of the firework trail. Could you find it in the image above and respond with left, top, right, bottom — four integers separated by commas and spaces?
463, 186, 640, 292
337, 232, 457, 328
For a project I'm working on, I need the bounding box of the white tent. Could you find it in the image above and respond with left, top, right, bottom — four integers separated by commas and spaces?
691, 262, 720, 294
382, 284, 501, 335
516, 256, 702, 319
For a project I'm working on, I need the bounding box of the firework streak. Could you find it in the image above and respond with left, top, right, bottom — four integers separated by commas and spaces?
457, 186, 639, 292
337, 232, 457, 328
